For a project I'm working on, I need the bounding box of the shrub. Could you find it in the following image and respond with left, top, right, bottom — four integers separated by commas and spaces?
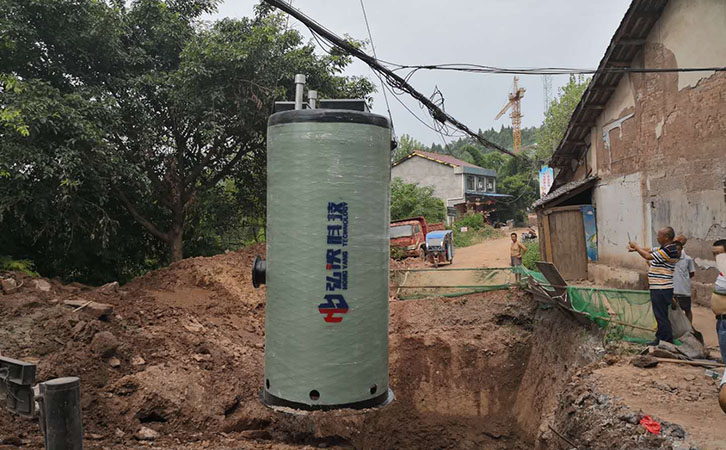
390, 246, 406, 260
390, 178, 446, 223
522, 240, 539, 270
455, 213, 485, 231
0, 256, 39, 277
450, 225, 500, 248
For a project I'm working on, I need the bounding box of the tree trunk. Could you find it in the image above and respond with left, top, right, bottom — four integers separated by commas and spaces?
169, 229, 183, 262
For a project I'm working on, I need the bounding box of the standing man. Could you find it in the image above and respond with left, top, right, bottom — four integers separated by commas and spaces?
510, 232, 527, 281
673, 234, 696, 323
628, 227, 680, 345
710, 239, 726, 414
712, 239, 726, 363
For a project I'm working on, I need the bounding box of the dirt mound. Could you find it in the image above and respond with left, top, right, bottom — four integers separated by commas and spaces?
0, 246, 269, 448
1, 247, 700, 449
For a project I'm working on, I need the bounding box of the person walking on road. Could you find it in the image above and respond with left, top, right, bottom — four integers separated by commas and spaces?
628, 227, 680, 345
510, 232, 527, 281
673, 234, 696, 324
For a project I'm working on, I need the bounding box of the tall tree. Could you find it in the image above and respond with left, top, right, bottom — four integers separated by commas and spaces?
0, 0, 373, 280
536, 74, 590, 161
390, 178, 445, 223
0, 0, 374, 280
392, 133, 426, 162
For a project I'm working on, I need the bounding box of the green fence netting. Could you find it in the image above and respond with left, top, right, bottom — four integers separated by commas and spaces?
392, 266, 657, 343
392, 267, 520, 300
567, 286, 656, 343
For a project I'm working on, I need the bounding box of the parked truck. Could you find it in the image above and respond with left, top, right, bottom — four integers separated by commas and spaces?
390, 217, 445, 258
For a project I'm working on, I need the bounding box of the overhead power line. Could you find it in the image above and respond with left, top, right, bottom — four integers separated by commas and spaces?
386, 63, 726, 76
358, 0, 394, 134
262, 0, 517, 157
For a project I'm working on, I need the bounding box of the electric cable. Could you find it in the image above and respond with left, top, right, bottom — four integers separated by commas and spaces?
358, 0, 394, 134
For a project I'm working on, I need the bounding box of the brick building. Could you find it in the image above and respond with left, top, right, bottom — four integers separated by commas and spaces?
533, 0, 726, 305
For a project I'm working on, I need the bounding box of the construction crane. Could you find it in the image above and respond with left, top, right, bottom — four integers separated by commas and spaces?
494, 77, 526, 153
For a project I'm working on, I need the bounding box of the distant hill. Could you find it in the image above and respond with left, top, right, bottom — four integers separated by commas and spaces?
426, 125, 540, 166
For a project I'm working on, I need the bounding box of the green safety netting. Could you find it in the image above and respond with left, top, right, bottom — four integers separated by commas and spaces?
513, 265, 551, 287
567, 286, 656, 343
393, 266, 657, 343
392, 267, 520, 300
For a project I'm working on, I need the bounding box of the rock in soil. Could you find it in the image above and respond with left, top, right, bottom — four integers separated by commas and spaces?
63, 299, 114, 319
98, 281, 119, 293
34, 279, 52, 292
135, 427, 160, 441
1, 278, 18, 294
631, 355, 659, 368
91, 331, 118, 358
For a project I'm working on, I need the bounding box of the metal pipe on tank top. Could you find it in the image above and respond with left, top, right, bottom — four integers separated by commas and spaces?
294, 74, 306, 110
308, 90, 317, 109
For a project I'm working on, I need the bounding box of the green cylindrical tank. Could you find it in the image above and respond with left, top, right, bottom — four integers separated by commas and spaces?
262, 109, 392, 410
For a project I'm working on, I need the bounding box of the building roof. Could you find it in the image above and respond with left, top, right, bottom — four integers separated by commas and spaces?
549, 0, 668, 184
532, 176, 598, 210
394, 150, 497, 176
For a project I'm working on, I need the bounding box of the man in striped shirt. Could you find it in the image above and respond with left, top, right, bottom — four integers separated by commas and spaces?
628, 227, 681, 345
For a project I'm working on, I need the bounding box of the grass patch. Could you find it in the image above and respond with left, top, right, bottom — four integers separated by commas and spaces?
0, 256, 39, 277
451, 225, 500, 248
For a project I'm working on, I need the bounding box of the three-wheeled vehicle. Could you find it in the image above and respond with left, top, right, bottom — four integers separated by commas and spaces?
424, 230, 454, 267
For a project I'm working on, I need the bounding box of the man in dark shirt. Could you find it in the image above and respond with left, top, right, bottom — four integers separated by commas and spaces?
628, 226, 680, 345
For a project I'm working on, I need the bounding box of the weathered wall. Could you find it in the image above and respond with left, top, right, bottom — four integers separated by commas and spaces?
592, 173, 649, 270
584, 0, 726, 303
391, 156, 462, 202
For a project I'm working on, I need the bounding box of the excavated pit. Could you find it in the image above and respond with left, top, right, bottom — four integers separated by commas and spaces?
1, 253, 638, 449
220, 289, 600, 450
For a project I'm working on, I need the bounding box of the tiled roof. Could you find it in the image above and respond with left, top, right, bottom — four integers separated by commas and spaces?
408, 150, 480, 168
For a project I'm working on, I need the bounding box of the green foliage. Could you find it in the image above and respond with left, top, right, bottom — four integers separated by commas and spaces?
390, 178, 446, 223
536, 75, 590, 160
450, 222, 499, 248
390, 246, 406, 260
522, 240, 539, 270
0, 0, 373, 282
0, 256, 39, 277
392, 134, 425, 163
455, 212, 485, 231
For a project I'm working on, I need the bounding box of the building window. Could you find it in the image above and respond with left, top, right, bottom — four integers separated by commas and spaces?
467, 175, 475, 191
477, 177, 485, 191
487, 178, 494, 192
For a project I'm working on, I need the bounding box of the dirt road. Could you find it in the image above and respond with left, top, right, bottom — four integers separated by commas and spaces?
451, 228, 530, 268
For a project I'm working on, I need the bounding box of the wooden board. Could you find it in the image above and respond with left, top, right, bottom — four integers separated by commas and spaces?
547, 209, 587, 280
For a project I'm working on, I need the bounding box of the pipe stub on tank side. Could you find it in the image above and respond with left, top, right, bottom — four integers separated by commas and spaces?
252, 256, 266, 288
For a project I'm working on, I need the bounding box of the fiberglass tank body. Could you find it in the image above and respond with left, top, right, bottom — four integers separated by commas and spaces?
263, 109, 392, 410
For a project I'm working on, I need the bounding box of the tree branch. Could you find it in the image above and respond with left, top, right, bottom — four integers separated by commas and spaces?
204, 141, 255, 188
116, 189, 170, 243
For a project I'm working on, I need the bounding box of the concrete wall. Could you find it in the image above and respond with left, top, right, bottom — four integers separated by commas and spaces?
391, 156, 462, 203
578, 0, 726, 305
592, 173, 649, 270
